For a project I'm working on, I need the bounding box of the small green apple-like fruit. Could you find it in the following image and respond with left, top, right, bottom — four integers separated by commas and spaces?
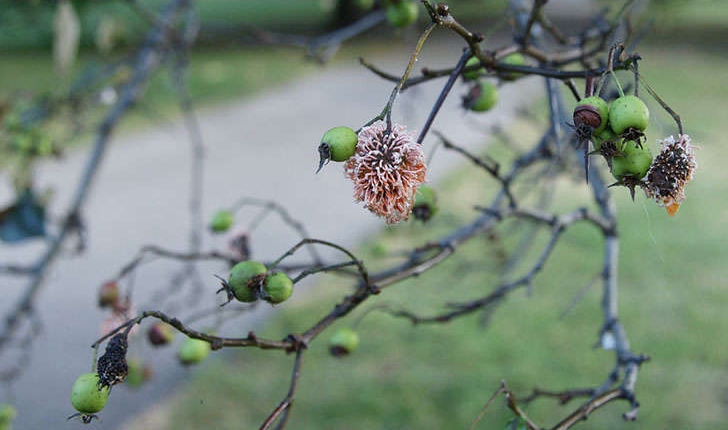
384, 0, 419, 28
178, 337, 211, 366
97, 281, 119, 309
499, 53, 526, 81
209, 210, 234, 233
328, 327, 360, 357
609, 95, 649, 135
262, 272, 294, 304
462, 57, 484, 80
228, 260, 267, 302
592, 128, 617, 152
574, 96, 609, 135
611, 140, 653, 181
317, 126, 358, 173
321, 126, 357, 162
0, 404, 17, 424
124, 358, 151, 389
71, 373, 109, 415
463, 81, 498, 112
412, 185, 439, 222
147, 322, 175, 346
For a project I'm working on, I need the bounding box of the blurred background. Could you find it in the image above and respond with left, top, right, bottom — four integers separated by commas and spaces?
0, 0, 726, 429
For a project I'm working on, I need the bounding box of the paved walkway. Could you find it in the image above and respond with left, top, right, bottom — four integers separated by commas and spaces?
2, 33, 554, 429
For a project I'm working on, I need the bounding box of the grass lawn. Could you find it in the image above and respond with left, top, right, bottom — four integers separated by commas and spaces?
130, 45, 728, 430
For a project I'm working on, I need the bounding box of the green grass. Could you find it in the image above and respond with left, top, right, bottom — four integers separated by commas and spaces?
144, 47, 728, 430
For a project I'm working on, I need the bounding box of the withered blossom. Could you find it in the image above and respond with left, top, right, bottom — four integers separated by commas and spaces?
643, 134, 697, 216
345, 121, 427, 224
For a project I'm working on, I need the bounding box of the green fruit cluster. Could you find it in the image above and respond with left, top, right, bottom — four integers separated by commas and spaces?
225, 261, 295, 305
573, 94, 653, 183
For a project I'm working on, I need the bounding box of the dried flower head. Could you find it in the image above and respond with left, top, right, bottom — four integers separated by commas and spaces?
643, 134, 697, 216
345, 121, 427, 224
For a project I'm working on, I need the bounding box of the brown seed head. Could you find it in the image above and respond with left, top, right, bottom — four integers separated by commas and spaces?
345, 121, 427, 224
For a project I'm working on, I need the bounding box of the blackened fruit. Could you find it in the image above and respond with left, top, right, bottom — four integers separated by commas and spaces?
97, 333, 129, 390
71, 373, 109, 415
262, 272, 294, 304
328, 327, 360, 357
228, 260, 267, 303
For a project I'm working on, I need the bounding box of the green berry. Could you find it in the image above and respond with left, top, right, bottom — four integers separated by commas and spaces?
462, 57, 483, 80
209, 210, 234, 233
574, 96, 609, 135
0, 404, 16, 424
499, 53, 526, 81
178, 337, 211, 365
228, 260, 267, 302
611, 140, 652, 180
262, 272, 294, 304
384, 0, 419, 28
609, 95, 649, 135
125, 358, 149, 388
328, 327, 360, 357
321, 126, 357, 162
147, 322, 175, 346
317, 126, 358, 173
592, 128, 616, 151
412, 185, 438, 222
71, 373, 109, 415
463, 81, 498, 112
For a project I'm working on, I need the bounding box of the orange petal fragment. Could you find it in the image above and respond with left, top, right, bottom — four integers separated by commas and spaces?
665, 202, 680, 217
